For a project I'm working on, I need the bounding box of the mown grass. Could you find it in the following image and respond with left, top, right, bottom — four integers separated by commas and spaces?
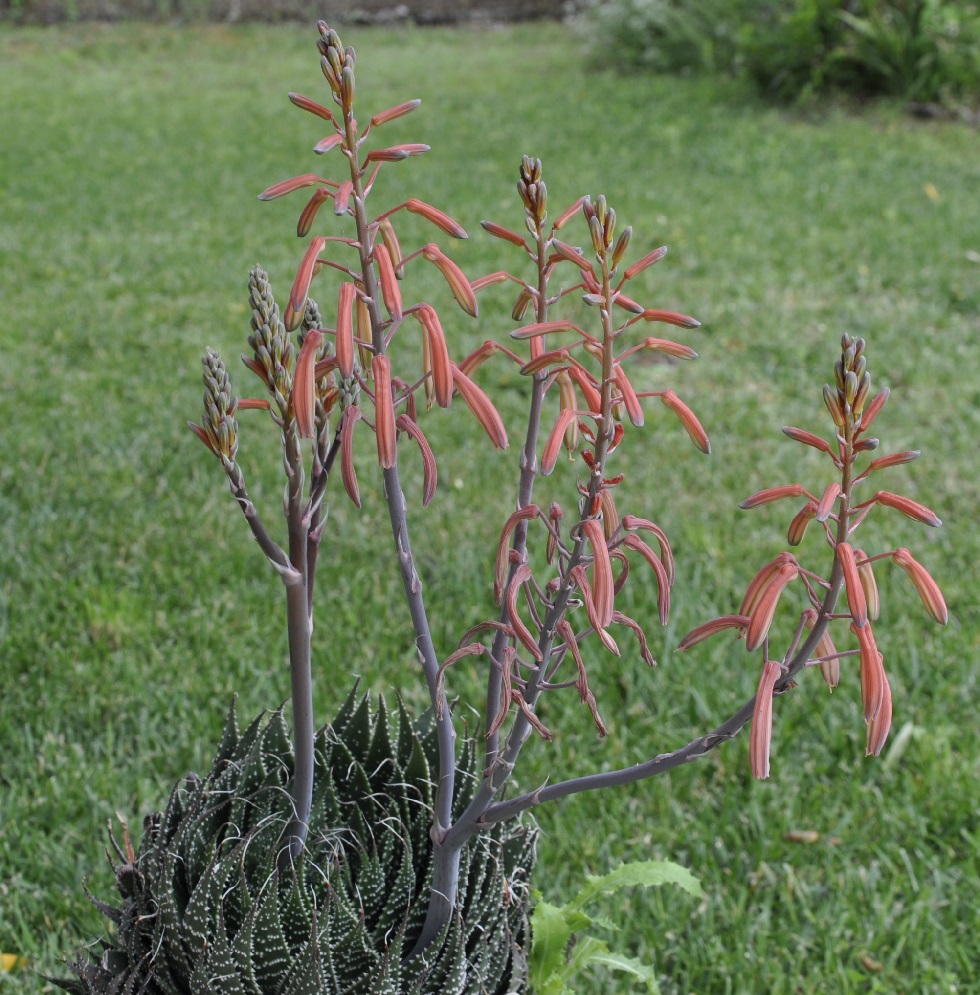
0, 20, 977, 994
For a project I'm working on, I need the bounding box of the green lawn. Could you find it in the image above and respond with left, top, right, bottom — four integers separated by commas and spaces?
0, 20, 977, 994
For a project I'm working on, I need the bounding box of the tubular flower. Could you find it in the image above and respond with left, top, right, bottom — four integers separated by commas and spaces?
837, 542, 868, 629
285, 236, 326, 331
866, 670, 893, 757
416, 306, 452, 409
745, 562, 798, 652
851, 621, 886, 723
621, 535, 670, 625
787, 501, 818, 546
853, 549, 880, 622
372, 355, 397, 469
422, 243, 478, 317
677, 615, 750, 652
660, 390, 710, 454
872, 490, 942, 528
374, 243, 403, 320
802, 608, 839, 690
335, 282, 356, 379
582, 518, 614, 630
740, 552, 796, 617
396, 414, 437, 506
293, 329, 323, 439
814, 482, 841, 523
750, 659, 782, 779
740, 484, 806, 510
892, 548, 948, 625
451, 363, 508, 450
493, 506, 540, 605
339, 405, 362, 507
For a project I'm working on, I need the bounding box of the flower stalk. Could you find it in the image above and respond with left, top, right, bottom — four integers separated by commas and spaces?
189, 21, 948, 967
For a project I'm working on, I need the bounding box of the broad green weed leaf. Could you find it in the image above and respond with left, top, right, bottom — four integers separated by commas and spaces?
569, 859, 701, 913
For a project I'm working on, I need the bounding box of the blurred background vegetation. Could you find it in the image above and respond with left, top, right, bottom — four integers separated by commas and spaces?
2, 0, 979, 112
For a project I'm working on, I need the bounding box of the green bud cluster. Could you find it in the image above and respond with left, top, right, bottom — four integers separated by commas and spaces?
824, 332, 872, 431
247, 265, 294, 415
201, 348, 238, 463
583, 194, 617, 258
317, 21, 355, 110
517, 155, 547, 234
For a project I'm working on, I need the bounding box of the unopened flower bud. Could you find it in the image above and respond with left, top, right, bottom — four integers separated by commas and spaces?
853, 370, 871, 413
589, 214, 604, 255
843, 344, 856, 371
603, 206, 616, 248
823, 384, 845, 429
845, 369, 858, 406
340, 65, 355, 106
611, 225, 632, 270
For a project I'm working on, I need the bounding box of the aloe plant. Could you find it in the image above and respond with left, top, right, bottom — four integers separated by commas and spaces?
59, 20, 947, 993
57, 694, 534, 994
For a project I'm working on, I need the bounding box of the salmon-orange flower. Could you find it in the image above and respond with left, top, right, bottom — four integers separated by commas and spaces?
416, 306, 452, 409
815, 482, 841, 523
677, 615, 750, 652
422, 243, 478, 317
892, 547, 948, 624
313, 133, 343, 156
288, 92, 337, 124
378, 218, 405, 279
258, 172, 325, 202
746, 561, 798, 652
622, 515, 674, 585
370, 98, 421, 127
506, 563, 543, 661
660, 390, 710, 454
297, 188, 333, 237
405, 197, 467, 238
613, 365, 644, 427
293, 329, 323, 439
332, 180, 353, 216
856, 387, 890, 434
750, 659, 782, 779
285, 236, 326, 331
622, 534, 670, 624
541, 409, 577, 476
854, 549, 880, 622
739, 552, 796, 617
641, 309, 701, 329
740, 484, 806, 510
372, 354, 396, 469
866, 668, 892, 757
802, 608, 839, 690
339, 405, 362, 508
396, 414, 437, 506
374, 243, 403, 320
451, 363, 508, 449
623, 245, 668, 280
335, 282, 356, 379
873, 490, 942, 528
493, 505, 540, 605
781, 425, 836, 457
583, 518, 614, 629
851, 621, 886, 722
837, 542, 868, 629
787, 501, 818, 546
